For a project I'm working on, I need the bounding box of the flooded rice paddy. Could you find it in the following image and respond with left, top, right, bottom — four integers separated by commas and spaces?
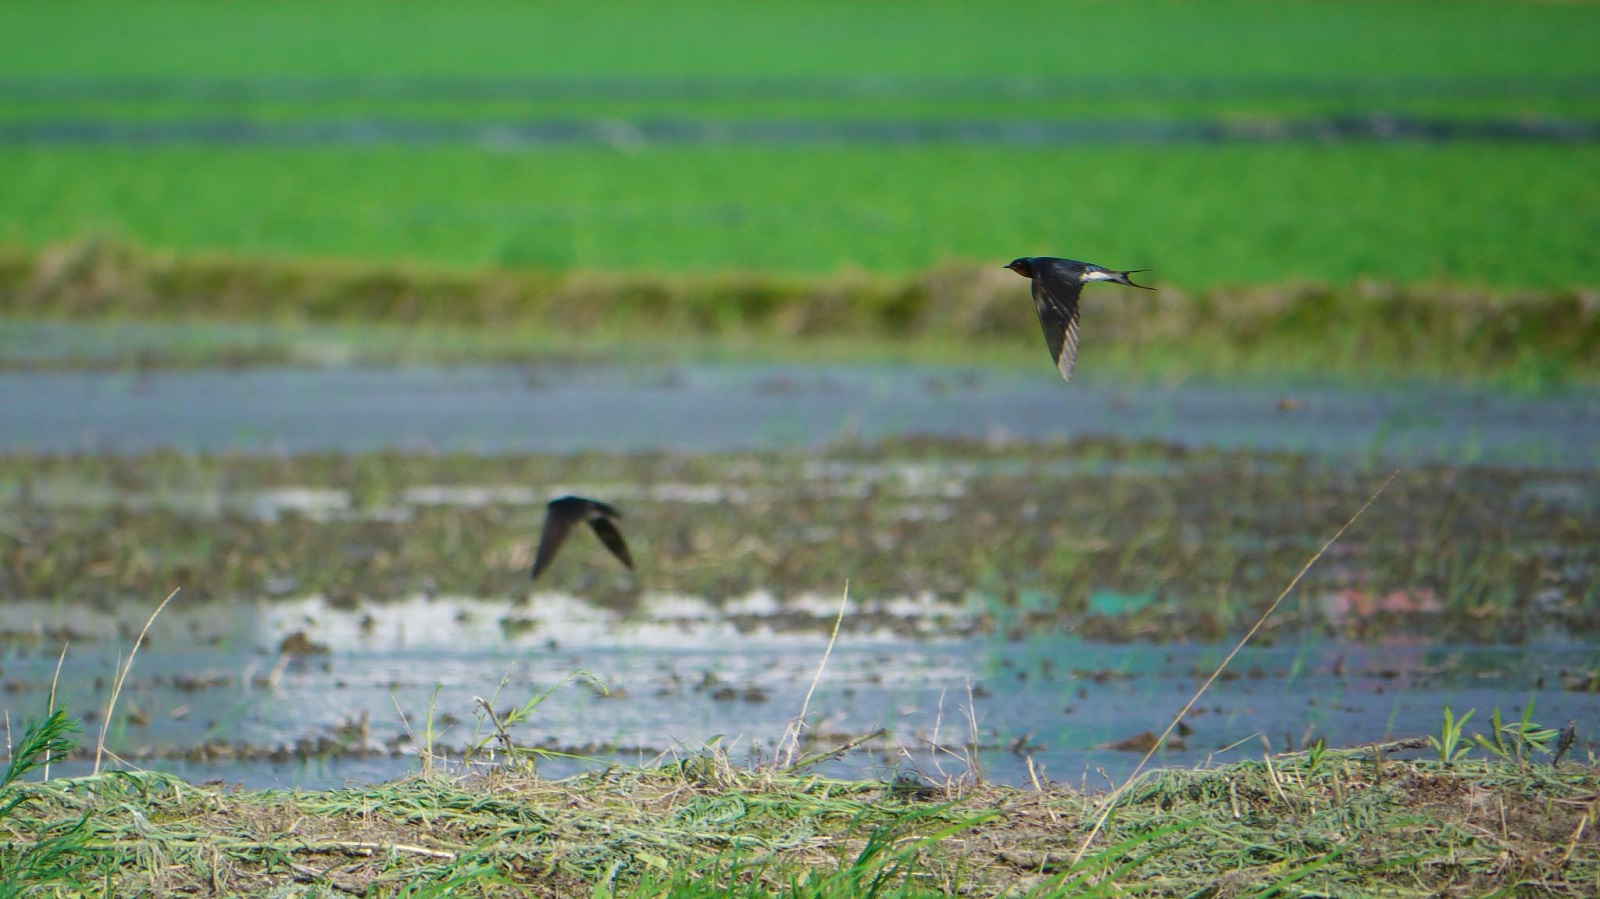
1, 357, 1597, 790
2, 361, 1598, 464
8, 595, 1600, 791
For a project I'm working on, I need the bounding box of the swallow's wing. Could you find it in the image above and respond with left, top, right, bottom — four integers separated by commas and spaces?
1030, 265, 1085, 382
530, 503, 582, 580
588, 517, 635, 571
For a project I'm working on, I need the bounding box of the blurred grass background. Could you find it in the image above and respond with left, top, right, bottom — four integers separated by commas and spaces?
4, 145, 1595, 284
6, 1, 1597, 94
1, 0, 1597, 376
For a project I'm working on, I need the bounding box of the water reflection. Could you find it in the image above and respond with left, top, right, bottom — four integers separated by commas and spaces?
4, 595, 1596, 791
2, 363, 1597, 467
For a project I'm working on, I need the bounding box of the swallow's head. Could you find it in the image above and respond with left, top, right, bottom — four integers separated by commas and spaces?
1004, 257, 1035, 278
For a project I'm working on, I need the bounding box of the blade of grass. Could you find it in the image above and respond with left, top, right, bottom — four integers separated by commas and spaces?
95, 587, 180, 776
44, 641, 69, 781
1072, 471, 1399, 865
782, 580, 848, 768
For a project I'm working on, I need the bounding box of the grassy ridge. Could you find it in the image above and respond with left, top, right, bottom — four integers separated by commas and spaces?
3, 707, 1597, 897
4, 240, 1597, 386
2, 144, 1597, 287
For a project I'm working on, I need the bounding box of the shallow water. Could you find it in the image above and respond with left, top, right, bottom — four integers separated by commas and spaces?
8, 594, 1598, 791
2, 357, 1598, 789
3, 363, 1597, 468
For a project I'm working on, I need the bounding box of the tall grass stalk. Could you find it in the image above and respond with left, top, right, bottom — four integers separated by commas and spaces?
782, 580, 849, 768
94, 587, 179, 776
43, 641, 68, 782
1072, 470, 1399, 865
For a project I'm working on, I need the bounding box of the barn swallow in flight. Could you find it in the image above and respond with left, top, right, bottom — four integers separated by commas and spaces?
530, 495, 635, 580
1004, 257, 1153, 382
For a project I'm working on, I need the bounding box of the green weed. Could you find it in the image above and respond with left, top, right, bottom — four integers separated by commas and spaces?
1427, 705, 1475, 764
0, 707, 93, 896
1472, 702, 1563, 770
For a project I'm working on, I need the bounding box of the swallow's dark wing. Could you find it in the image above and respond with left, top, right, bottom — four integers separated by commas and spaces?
530, 502, 583, 580
588, 517, 635, 571
1029, 264, 1085, 382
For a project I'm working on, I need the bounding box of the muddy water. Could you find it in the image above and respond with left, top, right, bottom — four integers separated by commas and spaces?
6, 594, 1598, 791
2, 363, 1597, 465
2, 359, 1598, 789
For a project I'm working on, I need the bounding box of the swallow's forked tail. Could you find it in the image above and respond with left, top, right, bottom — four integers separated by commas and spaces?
1110, 269, 1155, 290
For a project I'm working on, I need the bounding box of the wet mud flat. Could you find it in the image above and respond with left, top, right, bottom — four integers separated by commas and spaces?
1, 437, 1597, 790
11, 604, 1600, 793
1, 437, 1595, 640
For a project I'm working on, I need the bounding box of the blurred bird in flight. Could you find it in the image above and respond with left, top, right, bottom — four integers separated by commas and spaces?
530, 495, 635, 581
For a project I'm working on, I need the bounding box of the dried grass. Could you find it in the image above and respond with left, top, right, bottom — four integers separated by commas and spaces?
2, 740, 1596, 897
3, 239, 1596, 385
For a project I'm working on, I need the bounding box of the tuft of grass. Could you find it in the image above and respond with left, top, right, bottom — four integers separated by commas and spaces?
467, 668, 610, 774
1474, 702, 1565, 772
1427, 706, 1476, 765
0, 707, 93, 895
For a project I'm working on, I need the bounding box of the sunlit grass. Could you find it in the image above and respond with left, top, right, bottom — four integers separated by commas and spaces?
1, 144, 1596, 287
4, 0, 1597, 85
3, 703, 1595, 897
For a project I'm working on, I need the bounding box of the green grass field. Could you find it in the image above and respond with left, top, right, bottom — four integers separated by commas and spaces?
5, 0, 1598, 87
2, 0, 1598, 387
2, 1, 1599, 289
3, 144, 1597, 288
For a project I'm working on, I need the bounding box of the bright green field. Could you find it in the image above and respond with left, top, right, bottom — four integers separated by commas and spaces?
5, 0, 1598, 84
1, 0, 1598, 288
3, 144, 1598, 288
3, 0, 1599, 123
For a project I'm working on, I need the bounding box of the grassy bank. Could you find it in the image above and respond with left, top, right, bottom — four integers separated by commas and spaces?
3, 707, 1597, 897
3, 241, 1598, 386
